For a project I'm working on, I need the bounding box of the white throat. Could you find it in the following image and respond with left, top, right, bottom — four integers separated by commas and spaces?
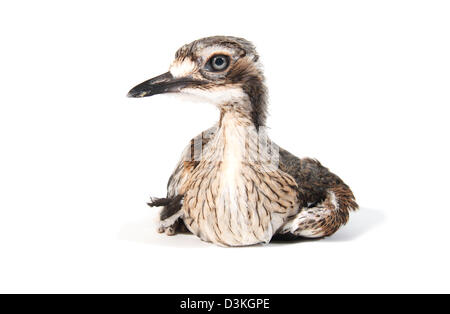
180, 86, 249, 108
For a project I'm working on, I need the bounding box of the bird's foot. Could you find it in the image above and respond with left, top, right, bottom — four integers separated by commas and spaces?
158, 225, 176, 236
158, 218, 188, 236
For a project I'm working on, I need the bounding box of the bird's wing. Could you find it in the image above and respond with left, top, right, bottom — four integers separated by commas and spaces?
167, 125, 217, 197
276, 145, 349, 207
148, 126, 218, 220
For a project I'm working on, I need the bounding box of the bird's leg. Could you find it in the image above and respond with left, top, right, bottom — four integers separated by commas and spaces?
148, 195, 186, 236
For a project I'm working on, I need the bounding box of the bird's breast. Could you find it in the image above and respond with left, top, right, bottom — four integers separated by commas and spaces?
181, 115, 298, 246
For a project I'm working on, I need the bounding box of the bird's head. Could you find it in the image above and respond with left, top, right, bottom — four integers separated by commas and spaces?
127, 36, 267, 127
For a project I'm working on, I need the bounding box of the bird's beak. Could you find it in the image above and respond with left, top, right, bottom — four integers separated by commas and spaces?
127, 72, 203, 98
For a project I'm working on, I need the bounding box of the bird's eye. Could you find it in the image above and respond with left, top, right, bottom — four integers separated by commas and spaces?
209, 55, 230, 71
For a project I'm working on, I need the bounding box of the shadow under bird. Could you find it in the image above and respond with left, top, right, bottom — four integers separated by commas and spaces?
127, 36, 358, 247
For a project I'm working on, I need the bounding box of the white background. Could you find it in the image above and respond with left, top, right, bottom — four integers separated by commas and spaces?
0, 1, 449, 293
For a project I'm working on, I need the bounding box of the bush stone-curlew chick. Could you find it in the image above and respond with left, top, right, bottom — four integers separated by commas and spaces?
128, 36, 358, 247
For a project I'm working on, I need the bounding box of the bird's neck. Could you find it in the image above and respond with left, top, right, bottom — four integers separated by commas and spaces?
212, 109, 271, 165
200, 110, 253, 165
219, 106, 254, 129
241, 77, 268, 129
218, 92, 267, 130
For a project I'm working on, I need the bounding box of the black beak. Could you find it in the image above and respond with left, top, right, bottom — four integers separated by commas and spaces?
127, 72, 204, 98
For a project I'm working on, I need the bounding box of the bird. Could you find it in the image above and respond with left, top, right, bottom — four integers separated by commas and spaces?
127, 36, 358, 247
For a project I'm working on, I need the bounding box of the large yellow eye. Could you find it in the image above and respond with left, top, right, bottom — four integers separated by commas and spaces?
208, 55, 230, 71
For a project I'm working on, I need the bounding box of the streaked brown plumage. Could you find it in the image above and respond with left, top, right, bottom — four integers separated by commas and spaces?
128, 36, 358, 247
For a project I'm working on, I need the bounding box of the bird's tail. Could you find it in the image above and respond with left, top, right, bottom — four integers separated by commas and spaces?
280, 184, 358, 238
